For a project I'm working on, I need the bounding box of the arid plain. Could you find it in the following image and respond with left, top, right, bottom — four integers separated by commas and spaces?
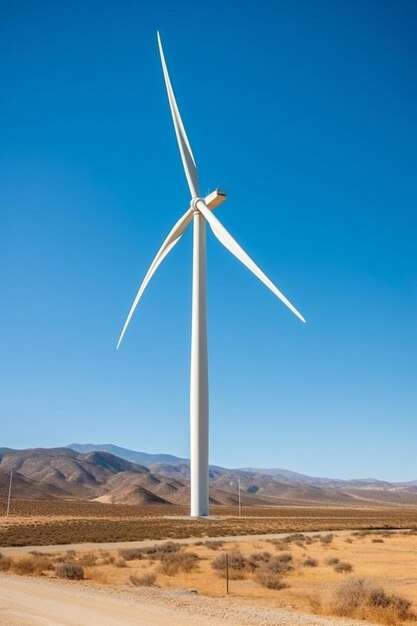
1, 447, 417, 624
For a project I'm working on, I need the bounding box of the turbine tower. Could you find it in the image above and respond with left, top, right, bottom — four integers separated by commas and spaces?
117, 33, 305, 517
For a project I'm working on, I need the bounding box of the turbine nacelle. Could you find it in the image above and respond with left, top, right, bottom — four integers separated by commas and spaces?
192, 189, 227, 214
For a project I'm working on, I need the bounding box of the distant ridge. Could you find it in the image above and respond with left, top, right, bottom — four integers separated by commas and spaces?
1, 445, 416, 508
68, 443, 187, 466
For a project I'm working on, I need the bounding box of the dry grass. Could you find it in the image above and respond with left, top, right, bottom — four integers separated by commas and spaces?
129, 572, 157, 587
329, 577, 415, 624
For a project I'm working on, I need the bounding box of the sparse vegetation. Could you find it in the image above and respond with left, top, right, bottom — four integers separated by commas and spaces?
324, 557, 340, 566
118, 548, 144, 561
0, 552, 12, 572
211, 550, 248, 579
204, 540, 224, 550
55, 562, 84, 580
334, 561, 353, 573
265, 555, 293, 575
0, 500, 415, 547
78, 552, 97, 566
12, 557, 37, 575
329, 577, 415, 624
129, 572, 157, 587
254, 569, 288, 590
159, 551, 199, 575
303, 557, 318, 567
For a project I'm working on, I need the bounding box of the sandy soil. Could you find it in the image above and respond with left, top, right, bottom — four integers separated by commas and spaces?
0, 574, 371, 626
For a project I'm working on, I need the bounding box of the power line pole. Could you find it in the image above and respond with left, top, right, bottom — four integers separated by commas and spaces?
6, 469, 13, 518
238, 475, 241, 518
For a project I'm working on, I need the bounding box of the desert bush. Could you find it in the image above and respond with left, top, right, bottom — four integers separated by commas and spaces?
372, 538, 384, 543
12, 557, 37, 575
211, 550, 249, 579
115, 558, 127, 568
344, 537, 353, 544
320, 534, 334, 545
265, 555, 293, 575
159, 551, 199, 576
118, 548, 144, 561
78, 553, 97, 566
325, 557, 340, 566
303, 557, 318, 567
0, 553, 12, 572
334, 561, 353, 573
249, 551, 271, 563
204, 540, 224, 550
55, 562, 84, 580
129, 572, 156, 587
329, 577, 414, 623
254, 569, 287, 590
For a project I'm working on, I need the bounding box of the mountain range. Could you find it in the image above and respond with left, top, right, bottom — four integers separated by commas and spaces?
0, 443, 416, 507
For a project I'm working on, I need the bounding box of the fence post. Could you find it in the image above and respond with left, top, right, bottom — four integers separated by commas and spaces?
226, 553, 229, 594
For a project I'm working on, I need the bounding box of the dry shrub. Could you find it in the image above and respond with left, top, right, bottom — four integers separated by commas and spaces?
334, 561, 353, 573
115, 558, 127, 568
12, 555, 53, 576
122, 541, 181, 562
372, 538, 384, 543
55, 562, 84, 580
12, 557, 37, 575
320, 534, 334, 545
303, 557, 318, 567
159, 551, 199, 576
254, 569, 287, 590
0, 553, 12, 572
204, 540, 224, 550
78, 553, 97, 566
324, 557, 340, 566
266, 556, 293, 575
130, 572, 156, 587
118, 548, 144, 561
344, 537, 353, 544
249, 551, 271, 564
211, 550, 248, 579
329, 577, 414, 624
149, 541, 180, 558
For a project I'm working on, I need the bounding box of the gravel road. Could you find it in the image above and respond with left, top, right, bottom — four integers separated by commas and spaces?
0, 574, 373, 626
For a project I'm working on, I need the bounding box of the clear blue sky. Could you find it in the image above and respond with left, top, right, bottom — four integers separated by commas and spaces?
1, 0, 416, 480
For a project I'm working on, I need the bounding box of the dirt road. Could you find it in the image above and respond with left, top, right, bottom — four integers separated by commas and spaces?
0, 575, 371, 626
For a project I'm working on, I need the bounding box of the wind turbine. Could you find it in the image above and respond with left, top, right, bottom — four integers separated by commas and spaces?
117, 32, 305, 517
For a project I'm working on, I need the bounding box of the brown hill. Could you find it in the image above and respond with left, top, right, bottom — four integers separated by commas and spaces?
2, 446, 417, 508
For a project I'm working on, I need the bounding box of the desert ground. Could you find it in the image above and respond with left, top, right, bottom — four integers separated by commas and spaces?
1, 500, 417, 547
1, 506, 417, 625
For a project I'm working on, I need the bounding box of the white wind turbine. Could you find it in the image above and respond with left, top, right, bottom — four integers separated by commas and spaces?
117, 32, 305, 517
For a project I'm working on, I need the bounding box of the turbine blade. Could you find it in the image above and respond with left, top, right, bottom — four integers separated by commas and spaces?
196, 200, 306, 323
157, 32, 199, 198
117, 207, 194, 348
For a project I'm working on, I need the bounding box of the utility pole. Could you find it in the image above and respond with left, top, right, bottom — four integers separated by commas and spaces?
238, 475, 241, 518
6, 469, 13, 518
